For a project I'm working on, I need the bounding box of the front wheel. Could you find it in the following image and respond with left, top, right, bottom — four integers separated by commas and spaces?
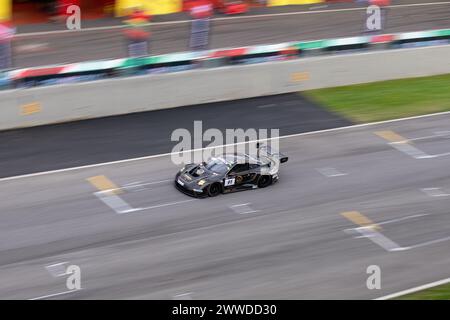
207, 183, 222, 197
257, 175, 272, 188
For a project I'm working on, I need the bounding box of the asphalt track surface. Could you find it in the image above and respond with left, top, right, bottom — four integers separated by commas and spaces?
12, 0, 450, 68
0, 110, 450, 299
0, 93, 352, 179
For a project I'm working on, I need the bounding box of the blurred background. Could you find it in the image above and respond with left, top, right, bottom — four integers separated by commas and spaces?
0, 0, 449, 301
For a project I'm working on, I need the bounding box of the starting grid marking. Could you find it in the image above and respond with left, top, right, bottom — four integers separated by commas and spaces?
375, 130, 450, 159
94, 189, 196, 214
88, 175, 197, 214
230, 203, 259, 214
89, 176, 259, 216
341, 211, 450, 252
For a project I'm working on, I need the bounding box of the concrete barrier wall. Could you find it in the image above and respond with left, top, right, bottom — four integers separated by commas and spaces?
1, 45, 450, 131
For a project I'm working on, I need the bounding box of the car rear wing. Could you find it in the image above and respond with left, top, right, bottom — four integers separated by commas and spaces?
257, 143, 288, 164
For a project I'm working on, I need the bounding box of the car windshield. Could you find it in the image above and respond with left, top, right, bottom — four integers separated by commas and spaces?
205, 158, 230, 174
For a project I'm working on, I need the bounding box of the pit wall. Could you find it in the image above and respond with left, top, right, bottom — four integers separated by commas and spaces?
0, 45, 449, 131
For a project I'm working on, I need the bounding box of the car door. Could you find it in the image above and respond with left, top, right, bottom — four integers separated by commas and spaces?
225, 163, 251, 189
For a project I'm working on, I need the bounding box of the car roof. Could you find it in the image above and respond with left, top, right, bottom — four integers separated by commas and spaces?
217, 153, 260, 165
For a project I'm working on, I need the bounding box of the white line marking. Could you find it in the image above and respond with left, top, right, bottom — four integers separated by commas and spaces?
173, 292, 194, 300
421, 188, 450, 197
375, 277, 450, 300
28, 289, 83, 300
231, 203, 251, 207
138, 199, 197, 211
239, 210, 259, 214
15, 2, 450, 37
257, 104, 276, 108
123, 181, 145, 186
230, 203, 259, 214
406, 131, 450, 142
389, 142, 430, 159
423, 152, 450, 159
346, 213, 450, 252
316, 167, 348, 177
388, 130, 450, 159
45, 262, 68, 277
95, 190, 196, 214
46, 262, 68, 268
408, 236, 450, 249
124, 179, 172, 187
2, 110, 450, 183
376, 214, 429, 226
15, 43, 49, 53
344, 213, 429, 232
354, 227, 409, 252
434, 130, 450, 138
122, 179, 172, 191
95, 191, 136, 214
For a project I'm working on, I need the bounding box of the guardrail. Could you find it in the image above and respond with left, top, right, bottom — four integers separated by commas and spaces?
1, 28, 449, 90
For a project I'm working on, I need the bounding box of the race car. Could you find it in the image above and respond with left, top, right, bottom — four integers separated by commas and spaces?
175, 143, 288, 197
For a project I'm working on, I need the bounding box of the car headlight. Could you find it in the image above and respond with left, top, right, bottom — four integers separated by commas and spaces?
197, 179, 206, 186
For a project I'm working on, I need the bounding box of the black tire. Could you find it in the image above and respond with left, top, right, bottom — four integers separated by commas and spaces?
207, 183, 222, 197
257, 175, 272, 188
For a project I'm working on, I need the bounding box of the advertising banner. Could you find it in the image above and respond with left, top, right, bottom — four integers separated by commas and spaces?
0, 0, 12, 22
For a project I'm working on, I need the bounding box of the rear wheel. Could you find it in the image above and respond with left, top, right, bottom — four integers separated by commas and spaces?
207, 183, 222, 197
257, 175, 272, 188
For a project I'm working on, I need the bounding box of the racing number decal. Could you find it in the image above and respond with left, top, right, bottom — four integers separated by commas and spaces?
224, 178, 236, 187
